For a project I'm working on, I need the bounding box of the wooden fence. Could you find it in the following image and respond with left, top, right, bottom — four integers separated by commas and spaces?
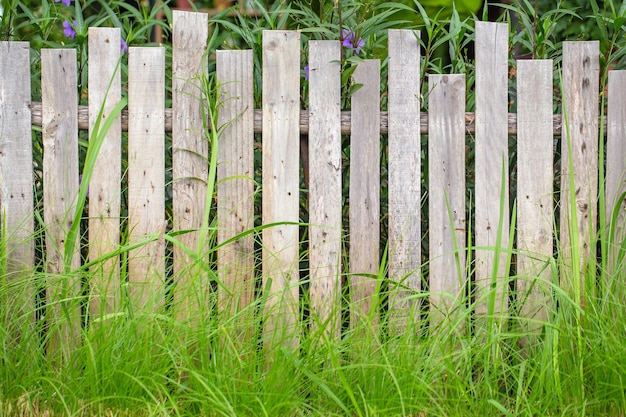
1, 11, 626, 354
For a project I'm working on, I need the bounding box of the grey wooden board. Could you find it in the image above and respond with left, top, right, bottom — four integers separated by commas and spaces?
42, 49, 81, 361
171, 11, 210, 323
128, 47, 166, 311
387, 29, 421, 333
349, 59, 381, 331
308, 40, 343, 337
428, 74, 466, 327
262, 30, 301, 349
216, 50, 255, 324
516, 59, 554, 333
0, 42, 35, 328
559, 41, 599, 300
474, 21, 510, 318
88, 28, 122, 319
606, 70, 626, 272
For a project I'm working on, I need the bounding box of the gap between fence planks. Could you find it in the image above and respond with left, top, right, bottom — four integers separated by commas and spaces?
30, 103, 583, 136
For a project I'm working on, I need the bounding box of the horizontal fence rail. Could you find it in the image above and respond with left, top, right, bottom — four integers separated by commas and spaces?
1, 11, 626, 360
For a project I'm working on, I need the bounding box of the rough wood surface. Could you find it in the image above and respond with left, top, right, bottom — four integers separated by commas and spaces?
559, 41, 599, 301
308, 41, 342, 337
88, 28, 122, 320
128, 47, 166, 311
216, 50, 255, 325
516, 60, 553, 333
474, 21, 509, 318
262, 30, 300, 349
30, 102, 585, 137
171, 11, 209, 323
606, 70, 626, 272
387, 29, 421, 332
349, 59, 381, 331
428, 74, 466, 328
0, 41, 35, 328
42, 49, 81, 360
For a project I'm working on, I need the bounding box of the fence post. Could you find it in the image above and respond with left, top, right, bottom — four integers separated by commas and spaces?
428, 74, 467, 330
42, 49, 81, 361
349, 59, 381, 333
560, 41, 599, 305
88, 27, 122, 321
216, 49, 255, 341
387, 29, 421, 334
474, 21, 510, 325
171, 10, 210, 325
262, 30, 301, 351
308, 40, 342, 339
605, 70, 626, 275
128, 47, 166, 312
0, 41, 35, 336
516, 59, 554, 337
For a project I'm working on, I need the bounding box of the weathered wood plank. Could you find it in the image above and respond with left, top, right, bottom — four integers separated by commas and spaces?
29, 103, 594, 137
516, 60, 554, 334
262, 30, 300, 349
216, 50, 255, 325
0, 42, 35, 330
171, 10, 210, 323
560, 41, 599, 302
474, 21, 509, 319
88, 28, 122, 320
308, 41, 342, 337
606, 70, 626, 272
349, 59, 381, 331
428, 74, 466, 328
128, 47, 166, 311
41, 49, 81, 360
387, 29, 421, 333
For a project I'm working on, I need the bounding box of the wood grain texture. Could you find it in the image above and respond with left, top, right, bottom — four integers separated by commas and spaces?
349, 59, 381, 331
171, 11, 210, 323
0, 42, 35, 328
474, 21, 509, 318
560, 41, 599, 301
42, 49, 81, 361
428, 74, 466, 328
262, 30, 300, 349
88, 28, 122, 320
606, 70, 626, 272
308, 41, 342, 337
216, 50, 255, 324
387, 30, 421, 333
516, 60, 553, 334
128, 47, 166, 312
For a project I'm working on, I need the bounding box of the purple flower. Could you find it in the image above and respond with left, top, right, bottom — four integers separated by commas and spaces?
120, 38, 128, 54
55, 0, 72, 6
303, 65, 309, 80
342, 29, 364, 54
63, 20, 76, 39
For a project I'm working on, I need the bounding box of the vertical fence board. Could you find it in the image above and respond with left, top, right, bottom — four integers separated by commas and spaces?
387, 30, 421, 333
216, 50, 255, 327
560, 41, 599, 301
0, 42, 34, 330
517, 60, 554, 333
262, 30, 300, 349
606, 70, 626, 272
88, 28, 122, 320
309, 41, 342, 337
128, 47, 166, 311
349, 59, 380, 331
42, 49, 81, 359
428, 74, 466, 327
172, 11, 210, 323
475, 21, 509, 319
